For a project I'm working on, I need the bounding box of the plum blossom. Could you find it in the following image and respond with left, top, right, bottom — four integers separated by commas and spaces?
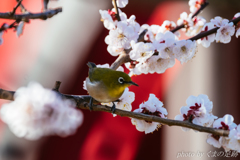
210, 16, 229, 27
175, 94, 217, 131
197, 22, 216, 48
99, 9, 117, 30
139, 24, 160, 42
102, 88, 135, 117
189, 0, 206, 13
186, 15, 206, 36
233, 13, 240, 38
173, 40, 197, 64
215, 22, 235, 44
112, 0, 128, 8
159, 20, 176, 33
0, 82, 83, 140
105, 21, 138, 56
83, 63, 124, 90
206, 114, 237, 151
131, 94, 168, 134
129, 41, 155, 63
154, 31, 178, 59
229, 124, 240, 152
177, 12, 193, 30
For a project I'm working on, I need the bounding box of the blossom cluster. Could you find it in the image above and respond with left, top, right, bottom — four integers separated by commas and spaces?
100, 0, 240, 77
0, 82, 83, 140
174, 94, 240, 153
131, 94, 168, 134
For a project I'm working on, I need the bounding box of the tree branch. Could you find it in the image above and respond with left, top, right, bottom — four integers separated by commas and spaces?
189, 16, 240, 41
0, 87, 229, 137
10, 0, 23, 15
0, 8, 62, 20
112, 0, 121, 21
170, 1, 209, 33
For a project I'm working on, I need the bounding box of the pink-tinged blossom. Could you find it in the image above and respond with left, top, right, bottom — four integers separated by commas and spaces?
139, 24, 160, 42
173, 40, 197, 64
154, 31, 178, 59
175, 94, 217, 131
112, 0, 128, 8
197, 22, 216, 48
189, 0, 206, 13
210, 16, 229, 27
102, 88, 135, 117
186, 15, 206, 36
0, 82, 83, 140
159, 20, 177, 33
131, 94, 167, 134
105, 21, 138, 56
229, 124, 240, 152
233, 13, 240, 38
206, 114, 237, 151
177, 12, 193, 31
215, 22, 235, 44
99, 9, 117, 30
129, 41, 155, 63
127, 55, 175, 76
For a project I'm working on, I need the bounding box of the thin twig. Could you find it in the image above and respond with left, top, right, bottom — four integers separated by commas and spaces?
43, 0, 49, 11
0, 8, 62, 20
16, 0, 27, 13
10, 0, 23, 15
189, 16, 240, 41
52, 81, 61, 92
170, 1, 209, 33
0, 88, 230, 137
112, 0, 121, 21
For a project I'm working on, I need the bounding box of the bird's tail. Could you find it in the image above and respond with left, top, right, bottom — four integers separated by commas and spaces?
87, 62, 96, 69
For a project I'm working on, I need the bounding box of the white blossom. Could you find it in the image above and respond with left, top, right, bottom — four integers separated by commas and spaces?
105, 21, 138, 56
215, 22, 235, 44
175, 94, 217, 131
154, 31, 178, 59
99, 9, 116, 30
229, 124, 240, 152
0, 82, 83, 140
139, 24, 160, 42
131, 94, 167, 134
112, 0, 128, 8
102, 88, 135, 117
177, 12, 193, 30
159, 20, 177, 33
186, 15, 206, 36
197, 22, 216, 48
129, 41, 155, 63
206, 114, 236, 151
233, 13, 240, 38
189, 0, 206, 13
173, 40, 197, 64
210, 16, 229, 27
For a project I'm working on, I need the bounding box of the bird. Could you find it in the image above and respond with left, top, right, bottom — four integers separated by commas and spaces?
86, 62, 138, 113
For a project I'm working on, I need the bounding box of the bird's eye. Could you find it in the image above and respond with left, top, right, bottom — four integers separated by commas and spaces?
118, 77, 124, 84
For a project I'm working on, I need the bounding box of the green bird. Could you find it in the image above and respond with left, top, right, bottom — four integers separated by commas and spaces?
86, 62, 138, 112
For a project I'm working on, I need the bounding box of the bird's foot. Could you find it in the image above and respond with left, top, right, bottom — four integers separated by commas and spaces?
88, 97, 93, 111
111, 102, 116, 114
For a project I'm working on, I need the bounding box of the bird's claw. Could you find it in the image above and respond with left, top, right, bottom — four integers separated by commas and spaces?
111, 102, 116, 114
89, 97, 93, 111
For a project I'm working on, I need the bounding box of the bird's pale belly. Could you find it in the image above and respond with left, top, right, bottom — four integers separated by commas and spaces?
86, 78, 118, 103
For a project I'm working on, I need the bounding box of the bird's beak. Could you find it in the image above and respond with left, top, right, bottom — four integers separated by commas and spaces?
127, 81, 139, 86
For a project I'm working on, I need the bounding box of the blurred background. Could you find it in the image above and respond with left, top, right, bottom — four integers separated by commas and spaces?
0, 0, 240, 160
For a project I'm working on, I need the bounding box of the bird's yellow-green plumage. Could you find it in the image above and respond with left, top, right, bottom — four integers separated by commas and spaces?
86, 62, 138, 103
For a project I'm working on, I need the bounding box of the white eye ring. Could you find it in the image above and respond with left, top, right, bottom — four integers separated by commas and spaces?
118, 77, 124, 84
